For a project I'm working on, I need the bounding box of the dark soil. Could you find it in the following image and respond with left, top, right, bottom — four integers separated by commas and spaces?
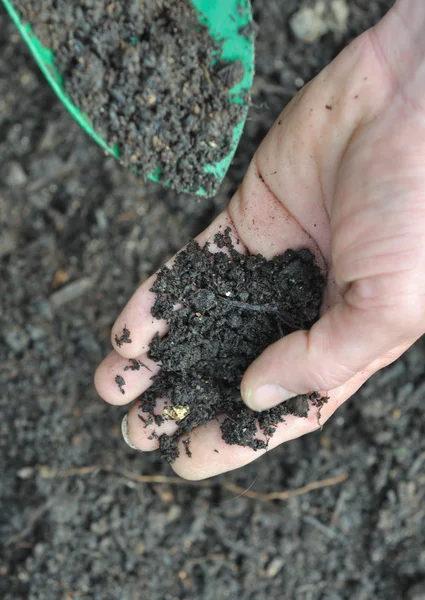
15, 0, 246, 195
139, 230, 326, 462
3, 1, 425, 600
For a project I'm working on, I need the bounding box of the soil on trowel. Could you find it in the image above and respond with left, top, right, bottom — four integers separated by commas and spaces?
135, 228, 327, 463
15, 0, 247, 195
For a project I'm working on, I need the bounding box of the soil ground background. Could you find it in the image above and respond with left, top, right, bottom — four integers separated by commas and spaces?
1, 1, 425, 599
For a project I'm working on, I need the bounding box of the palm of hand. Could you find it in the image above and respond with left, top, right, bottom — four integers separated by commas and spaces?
96, 18, 425, 480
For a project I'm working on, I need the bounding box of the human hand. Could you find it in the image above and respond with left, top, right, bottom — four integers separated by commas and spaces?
95, 0, 425, 479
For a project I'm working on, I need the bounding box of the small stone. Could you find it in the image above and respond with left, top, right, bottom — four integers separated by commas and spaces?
290, 0, 349, 43
266, 557, 285, 578
290, 6, 326, 43
167, 505, 182, 523
4, 325, 30, 353
95, 209, 108, 231
34, 543, 45, 558
17, 467, 35, 479
4, 161, 27, 187
91, 519, 110, 535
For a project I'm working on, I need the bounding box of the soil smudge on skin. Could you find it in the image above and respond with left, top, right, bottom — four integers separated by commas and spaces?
140, 228, 328, 463
114, 326, 132, 348
124, 359, 151, 372
15, 0, 247, 195
115, 375, 126, 395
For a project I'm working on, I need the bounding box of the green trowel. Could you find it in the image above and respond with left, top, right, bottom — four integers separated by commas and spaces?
2, 0, 255, 196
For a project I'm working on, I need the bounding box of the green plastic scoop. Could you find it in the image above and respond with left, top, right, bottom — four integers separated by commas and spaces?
2, 0, 255, 196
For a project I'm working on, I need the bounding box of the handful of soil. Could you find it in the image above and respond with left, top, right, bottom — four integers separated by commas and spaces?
139, 229, 328, 463
15, 0, 247, 195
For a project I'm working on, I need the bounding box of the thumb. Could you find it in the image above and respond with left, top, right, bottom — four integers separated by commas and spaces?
241, 297, 405, 411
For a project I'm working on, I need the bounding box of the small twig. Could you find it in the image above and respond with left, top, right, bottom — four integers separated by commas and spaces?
186, 553, 226, 567
58, 465, 106, 477
54, 466, 347, 502
58, 465, 192, 486
217, 297, 303, 330
222, 473, 348, 501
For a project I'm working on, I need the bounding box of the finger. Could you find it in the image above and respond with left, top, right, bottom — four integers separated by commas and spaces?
110, 273, 167, 359
122, 398, 179, 452
94, 350, 159, 406
241, 291, 418, 411
171, 368, 372, 481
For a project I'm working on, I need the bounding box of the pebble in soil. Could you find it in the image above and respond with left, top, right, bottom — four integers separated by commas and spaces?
15, 0, 247, 195
137, 228, 328, 463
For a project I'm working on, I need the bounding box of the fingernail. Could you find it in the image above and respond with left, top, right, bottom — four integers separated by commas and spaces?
121, 413, 138, 450
246, 384, 296, 411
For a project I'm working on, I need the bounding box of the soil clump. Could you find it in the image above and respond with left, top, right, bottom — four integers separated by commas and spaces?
15, 0, 246, 195
138, 228, 327, 462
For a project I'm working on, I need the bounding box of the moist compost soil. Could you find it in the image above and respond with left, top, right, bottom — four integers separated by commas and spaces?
136, 230, 326, 462
4, 2, 425, 600
15, 0, 246, 195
